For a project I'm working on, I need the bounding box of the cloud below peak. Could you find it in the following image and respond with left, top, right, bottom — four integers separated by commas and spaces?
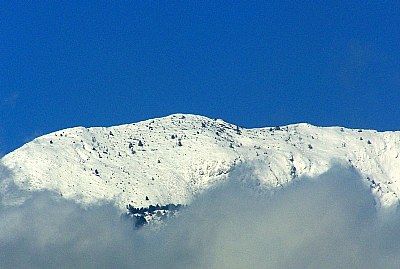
0, 166, 400, 268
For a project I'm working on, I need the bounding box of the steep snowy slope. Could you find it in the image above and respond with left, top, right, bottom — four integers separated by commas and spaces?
1, 114, 400, 211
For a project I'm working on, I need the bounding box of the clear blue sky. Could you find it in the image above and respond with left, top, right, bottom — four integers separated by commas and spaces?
1, 1, 400, 154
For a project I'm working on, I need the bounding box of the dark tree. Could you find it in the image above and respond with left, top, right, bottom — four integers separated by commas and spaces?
134, 216, 147, 228
235, 125, 241, 135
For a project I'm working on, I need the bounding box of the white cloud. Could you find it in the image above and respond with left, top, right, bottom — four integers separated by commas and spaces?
0, 165, 400, 268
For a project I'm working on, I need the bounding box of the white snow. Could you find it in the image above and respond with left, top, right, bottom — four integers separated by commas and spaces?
1, 114, 400, 211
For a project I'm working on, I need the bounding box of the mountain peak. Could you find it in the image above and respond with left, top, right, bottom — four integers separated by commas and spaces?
2, 114, 400, 212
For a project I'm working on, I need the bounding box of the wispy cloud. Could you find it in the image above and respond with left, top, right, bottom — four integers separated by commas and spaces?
0, 93, 19, 109
1, 165, 400, 268
23, 130, 43, 143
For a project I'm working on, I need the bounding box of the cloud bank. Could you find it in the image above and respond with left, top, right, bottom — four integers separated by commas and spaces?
1, 165, 400, 268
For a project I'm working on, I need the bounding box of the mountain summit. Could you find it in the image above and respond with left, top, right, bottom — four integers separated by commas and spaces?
1, 114, 400, 211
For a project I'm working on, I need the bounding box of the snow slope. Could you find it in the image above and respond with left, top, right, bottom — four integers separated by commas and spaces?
1, 114, 400, 211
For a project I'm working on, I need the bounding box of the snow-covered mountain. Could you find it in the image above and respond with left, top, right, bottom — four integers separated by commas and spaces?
2, 114, 400, 213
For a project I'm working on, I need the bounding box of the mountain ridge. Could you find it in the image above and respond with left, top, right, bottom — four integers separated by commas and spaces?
1, 114, 400, 211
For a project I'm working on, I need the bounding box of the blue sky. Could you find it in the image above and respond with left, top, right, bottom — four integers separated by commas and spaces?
1, 1, 400, 154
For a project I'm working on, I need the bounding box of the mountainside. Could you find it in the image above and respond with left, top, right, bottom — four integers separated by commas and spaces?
2, 114, 400, 212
